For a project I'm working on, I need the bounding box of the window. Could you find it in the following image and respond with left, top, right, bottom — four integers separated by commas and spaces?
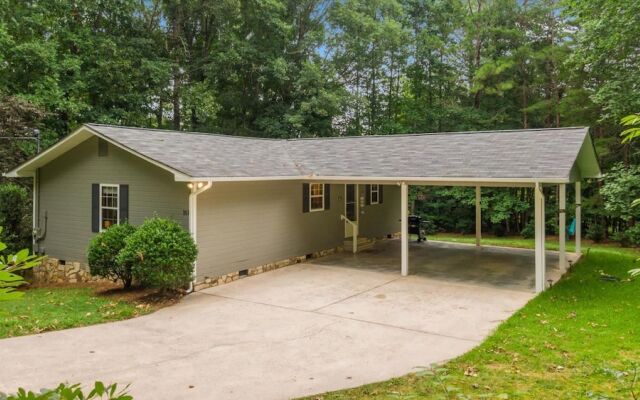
309, 183, 325, 211
370, 184, 380, 204
100, 184, 119, 230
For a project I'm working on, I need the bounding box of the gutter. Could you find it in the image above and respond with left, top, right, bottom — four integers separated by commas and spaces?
186, 181, 213, 293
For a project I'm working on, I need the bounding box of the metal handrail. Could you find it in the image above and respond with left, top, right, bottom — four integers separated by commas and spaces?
340, 214, 359, 254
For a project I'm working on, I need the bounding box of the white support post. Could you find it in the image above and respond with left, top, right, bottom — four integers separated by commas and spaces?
575, 181, 582, 256
558, 184, 566, 272
534, 183, 546, 293
475, 186, 481, 247
400, 182, 409, 276
188, 181, 213, 289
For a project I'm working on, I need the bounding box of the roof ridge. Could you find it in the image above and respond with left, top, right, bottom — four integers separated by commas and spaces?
86, 123, 588, 142
85, 123, 282, 141
286, 126, 588, 141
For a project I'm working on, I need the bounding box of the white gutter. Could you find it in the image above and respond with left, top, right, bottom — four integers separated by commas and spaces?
186, 181, 213, 293
175, 175, 573, 186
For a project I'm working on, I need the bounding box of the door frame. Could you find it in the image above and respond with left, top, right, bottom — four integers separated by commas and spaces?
344, 184, 358, 238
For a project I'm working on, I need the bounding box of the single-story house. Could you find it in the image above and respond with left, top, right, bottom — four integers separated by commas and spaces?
5, 124, 601, 292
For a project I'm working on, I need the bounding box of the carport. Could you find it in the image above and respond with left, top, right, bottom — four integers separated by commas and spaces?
300, 127, 601, 293
312, 239, 577, 292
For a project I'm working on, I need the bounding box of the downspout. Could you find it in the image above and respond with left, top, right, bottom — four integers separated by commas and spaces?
32, 169, 38, 253
186, 181, 213, 293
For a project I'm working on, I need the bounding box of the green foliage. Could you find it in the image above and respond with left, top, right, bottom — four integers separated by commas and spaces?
0, 183, 30, 252
0, 227, 43, 301
621, 114, 640, 144
87, 223, 137, 288
585, 221, 606, 243
612, 224, 640, 248
600, 164, 640, 222
0, 382, 131, 400
520, 222, 535, 239
117, 218, 197, 291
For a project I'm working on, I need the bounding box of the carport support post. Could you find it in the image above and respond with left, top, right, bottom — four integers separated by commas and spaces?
534, 183, 546, 293
558, 184, 566, 272
475, 186, 481, 247
575, 181, 582, 256
401, 182, 409, 276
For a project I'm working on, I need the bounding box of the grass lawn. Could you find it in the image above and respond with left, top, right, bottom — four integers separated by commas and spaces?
0, 285, 174, 339
307, 236, 640, 399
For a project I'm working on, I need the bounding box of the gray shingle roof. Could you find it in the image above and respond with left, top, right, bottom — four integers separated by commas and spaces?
85, 124, 596, 181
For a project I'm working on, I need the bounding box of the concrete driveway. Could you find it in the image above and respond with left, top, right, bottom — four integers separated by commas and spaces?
0, 260, 532, 399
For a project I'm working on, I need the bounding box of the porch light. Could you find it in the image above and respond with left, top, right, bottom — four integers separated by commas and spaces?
187, 183, 194, 189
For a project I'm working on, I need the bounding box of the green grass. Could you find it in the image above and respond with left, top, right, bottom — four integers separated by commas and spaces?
306, 238, 640, 399
0, 287, 150, 338
430, 233, 640, 256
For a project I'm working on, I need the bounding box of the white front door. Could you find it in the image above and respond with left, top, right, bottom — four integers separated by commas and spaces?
344, 184, 358, 238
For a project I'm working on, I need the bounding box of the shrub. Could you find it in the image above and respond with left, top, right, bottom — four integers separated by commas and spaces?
612, 224, 640, 247
520, 222, 534, 239
0, 183, 31, 252
117, 218, 197, 291
585, 222, 605, 243
87, 223, 137, 288
491, 223, 506, 237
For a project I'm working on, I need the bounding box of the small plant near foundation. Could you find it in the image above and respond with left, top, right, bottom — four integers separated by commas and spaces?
117, 218, 197, 291
87, 223, 137, 288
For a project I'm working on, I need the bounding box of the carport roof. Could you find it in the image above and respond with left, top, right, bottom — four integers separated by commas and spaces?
6, 124, 601, 184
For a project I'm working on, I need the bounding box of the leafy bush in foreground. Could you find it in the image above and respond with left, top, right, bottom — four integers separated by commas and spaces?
0, 227, 43, 301
87, 224, 137, 288
117, 218, 197, 290
0, 382, 131, 400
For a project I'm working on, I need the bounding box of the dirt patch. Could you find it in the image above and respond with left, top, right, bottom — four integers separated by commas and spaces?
97, 285, 183, 310
28, 281, 183, 311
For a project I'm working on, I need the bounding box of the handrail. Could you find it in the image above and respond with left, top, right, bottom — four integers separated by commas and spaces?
341, 214, 359, 254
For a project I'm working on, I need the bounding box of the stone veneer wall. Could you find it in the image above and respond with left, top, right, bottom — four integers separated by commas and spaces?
31, 246, 342, 288
193, 246, 340, 291
32, 258, 112, 284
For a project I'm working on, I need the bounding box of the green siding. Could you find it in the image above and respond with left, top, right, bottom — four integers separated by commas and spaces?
37, 136, 189, 262
195, 182, 400, 280
196, 182, 344, 279
358, 185, 401, 238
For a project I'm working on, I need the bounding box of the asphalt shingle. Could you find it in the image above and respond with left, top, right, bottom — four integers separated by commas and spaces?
86, 124, 592, 181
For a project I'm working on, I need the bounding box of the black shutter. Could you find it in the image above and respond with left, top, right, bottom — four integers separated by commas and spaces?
379, 185, 384, 204
302, 183, 310, 213
324, 184, 331, 210
365, 185, 371, 205
91, 184, 100, 232
119, 184, 129, 223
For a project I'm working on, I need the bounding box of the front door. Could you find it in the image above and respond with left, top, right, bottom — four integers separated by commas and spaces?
344, 184, 358, 238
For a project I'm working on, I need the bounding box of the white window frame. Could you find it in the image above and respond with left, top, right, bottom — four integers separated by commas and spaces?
309, 183, 325, 212
99, 183, 119, 231
370, 184, 380, 205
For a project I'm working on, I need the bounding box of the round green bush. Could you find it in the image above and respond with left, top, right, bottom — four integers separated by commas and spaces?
520, 222, 535, 239
117, 218, 197, 290
87, 223, 137, 288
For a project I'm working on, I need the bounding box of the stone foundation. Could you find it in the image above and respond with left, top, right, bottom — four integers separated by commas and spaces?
31, 246, 342, 288
193, 246, 340, 291
32, 258, 112, 285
